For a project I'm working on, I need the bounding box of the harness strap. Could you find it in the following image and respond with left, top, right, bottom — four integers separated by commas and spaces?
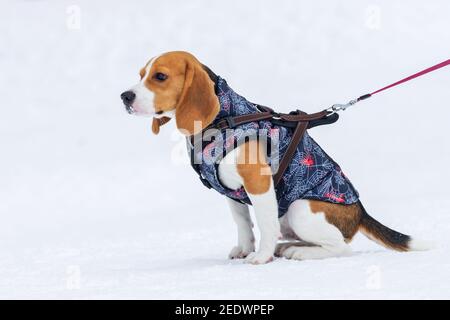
202, 106, 336, 188
273, 120, 309, 187
213, 111, 273, 130
210, 107, 331, 131
279, 110, 329, 122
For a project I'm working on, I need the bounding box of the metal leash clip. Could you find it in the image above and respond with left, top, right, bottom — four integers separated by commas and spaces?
327, 99, 358, 114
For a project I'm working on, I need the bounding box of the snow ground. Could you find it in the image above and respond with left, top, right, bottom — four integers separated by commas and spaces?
1, 0, 450, 299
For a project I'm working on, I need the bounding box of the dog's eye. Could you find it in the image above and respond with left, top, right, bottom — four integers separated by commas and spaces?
154, 72, 168, 82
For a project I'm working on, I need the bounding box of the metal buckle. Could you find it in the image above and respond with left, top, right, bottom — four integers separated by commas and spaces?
327, 99, 358, 114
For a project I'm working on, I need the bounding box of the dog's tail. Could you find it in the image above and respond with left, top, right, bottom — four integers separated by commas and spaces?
358, 202, 433, 252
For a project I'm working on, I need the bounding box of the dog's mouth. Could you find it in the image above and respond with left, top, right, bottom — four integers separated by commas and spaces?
125, 104, 135, 114
124, 104, 153, 117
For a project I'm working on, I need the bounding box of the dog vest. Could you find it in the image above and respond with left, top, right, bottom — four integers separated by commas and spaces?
187, 76, 359, 217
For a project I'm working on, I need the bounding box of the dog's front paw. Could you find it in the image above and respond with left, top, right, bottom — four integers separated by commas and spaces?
228, 244, 255, 259
244, 252, 274, 265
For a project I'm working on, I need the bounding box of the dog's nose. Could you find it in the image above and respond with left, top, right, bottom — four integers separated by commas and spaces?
121, 91, 136, 106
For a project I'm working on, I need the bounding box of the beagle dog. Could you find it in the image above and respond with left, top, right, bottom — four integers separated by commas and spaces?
121, 51, 429, 264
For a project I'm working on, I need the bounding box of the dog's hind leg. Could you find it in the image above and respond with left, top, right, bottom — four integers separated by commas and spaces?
276, 215, 317, 257
282, 200, 353, 260
274, 241, 316, 257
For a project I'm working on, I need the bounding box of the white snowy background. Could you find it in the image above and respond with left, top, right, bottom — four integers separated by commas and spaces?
1, 0, 449, 299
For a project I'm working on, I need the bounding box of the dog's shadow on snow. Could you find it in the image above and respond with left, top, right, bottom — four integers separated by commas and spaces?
149, 249, 390, 272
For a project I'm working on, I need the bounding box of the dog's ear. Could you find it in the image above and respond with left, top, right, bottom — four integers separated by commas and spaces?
151, 117, 171, 135
175, 57, 219, 136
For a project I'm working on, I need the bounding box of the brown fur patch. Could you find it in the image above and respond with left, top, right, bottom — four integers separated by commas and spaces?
144, 56, 185, 113
309, 200, 362, 242
236, 140, 271, 195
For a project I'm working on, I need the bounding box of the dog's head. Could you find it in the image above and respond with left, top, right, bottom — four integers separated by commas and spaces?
121, 51, 219, 135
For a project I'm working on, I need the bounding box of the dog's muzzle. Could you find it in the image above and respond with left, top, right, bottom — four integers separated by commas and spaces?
120, 90, 136, 114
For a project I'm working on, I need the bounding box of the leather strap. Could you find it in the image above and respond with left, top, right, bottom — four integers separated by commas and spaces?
213, 111, 273, 130
272, 121, 309, 187
201, 107, 333, 188
210, 109, 329, 131
258, 105, 329, 122
279, 110, 329, 122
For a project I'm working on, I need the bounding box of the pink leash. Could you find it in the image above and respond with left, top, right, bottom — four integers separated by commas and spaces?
329, 58, 450, 112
